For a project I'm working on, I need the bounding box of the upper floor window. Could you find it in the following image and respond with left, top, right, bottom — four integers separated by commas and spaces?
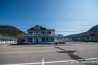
86, 37, 89, 39
47, 31, 51, 34
41, 31, 46, 34
28, 32, 32, 35
94, 37, 98, 39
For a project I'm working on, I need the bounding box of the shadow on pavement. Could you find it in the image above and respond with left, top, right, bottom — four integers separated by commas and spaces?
54, 47, 83, 60
54, 46, 98, 65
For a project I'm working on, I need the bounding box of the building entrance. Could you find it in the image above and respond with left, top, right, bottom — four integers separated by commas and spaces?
35, 38, 38, 43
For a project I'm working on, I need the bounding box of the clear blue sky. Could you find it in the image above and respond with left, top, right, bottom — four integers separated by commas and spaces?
0, 0, 98, 36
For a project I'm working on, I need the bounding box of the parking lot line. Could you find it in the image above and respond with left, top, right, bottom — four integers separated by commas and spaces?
0, 50, 58, 54
0, 48, 98, 55
3, 57, 98, 65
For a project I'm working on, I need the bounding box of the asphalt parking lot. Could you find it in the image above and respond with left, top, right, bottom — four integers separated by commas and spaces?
0, 42, 98, 65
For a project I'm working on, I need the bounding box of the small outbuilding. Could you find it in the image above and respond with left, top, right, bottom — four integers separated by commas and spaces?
0, 36, 17, 44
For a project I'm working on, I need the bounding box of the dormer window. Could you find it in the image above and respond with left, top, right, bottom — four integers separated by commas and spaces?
34, 25, 41, 30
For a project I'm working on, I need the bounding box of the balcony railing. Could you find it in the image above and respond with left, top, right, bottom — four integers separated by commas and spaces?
26, 34, 63, 37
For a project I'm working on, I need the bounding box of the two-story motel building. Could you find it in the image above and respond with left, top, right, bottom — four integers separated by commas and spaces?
26, 25, 64, 44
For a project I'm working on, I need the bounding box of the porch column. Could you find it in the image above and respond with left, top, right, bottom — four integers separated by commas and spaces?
45, 37, 46, 42
33, 37, 35, 43
32, 37, 34, 43
47, 37, 49, 42
48, 37, 49, 42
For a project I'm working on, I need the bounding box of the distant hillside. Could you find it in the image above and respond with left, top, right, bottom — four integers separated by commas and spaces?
65, 25, 98, 37
0, 25, 25, 37
86, 25, 98, 36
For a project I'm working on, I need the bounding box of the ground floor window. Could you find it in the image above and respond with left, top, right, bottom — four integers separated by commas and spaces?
41, 37, 54, 42
28, 38, 32, 42
46, 38, 49, 42
42, 38, 45, 42
50, 38, 54, 42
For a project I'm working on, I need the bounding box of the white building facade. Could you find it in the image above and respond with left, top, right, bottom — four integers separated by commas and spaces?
65, 36, 98, 42
0, 36, 17, 44
26, 25, 64, 44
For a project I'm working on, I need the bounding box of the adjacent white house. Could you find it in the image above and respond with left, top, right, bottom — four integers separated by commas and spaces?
65, 36, 98, 42
26, 25, 64, 44
0, 36, 17, 44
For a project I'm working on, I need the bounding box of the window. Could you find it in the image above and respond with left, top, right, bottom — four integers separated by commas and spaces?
41, 31, 46, 34
46, 38, 48, 42
86, 37, 89, 39
94, 37, 98, 39
36, 31, 38, 34
28, 32, 32, 35
50, 38, 54, 42
28, 38, 32, 42
42, 38, 45, 42
47, 31, 51, 34
32, 31, 35, 34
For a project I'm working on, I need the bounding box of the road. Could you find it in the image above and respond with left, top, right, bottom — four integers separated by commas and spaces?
0, 42, 98, 65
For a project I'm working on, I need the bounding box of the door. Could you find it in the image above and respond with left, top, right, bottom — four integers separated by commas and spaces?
36, 38, 38, 43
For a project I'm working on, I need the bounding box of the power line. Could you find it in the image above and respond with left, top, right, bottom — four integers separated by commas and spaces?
8, 25, 94, 28
1, 24, 94, 27
0, 17, 98, 20
23, 30, 87, 32
19, 28, 91, 30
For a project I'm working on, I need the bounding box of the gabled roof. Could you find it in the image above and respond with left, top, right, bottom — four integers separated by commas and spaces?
28, 25, 55, 31
28, 25, 46, 31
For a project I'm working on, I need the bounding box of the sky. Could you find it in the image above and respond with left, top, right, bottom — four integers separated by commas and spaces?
0, 0, 98, 36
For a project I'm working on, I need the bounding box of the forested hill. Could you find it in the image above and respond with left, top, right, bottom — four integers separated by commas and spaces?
65, 24, 98, 37
0, 25, 25, 37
